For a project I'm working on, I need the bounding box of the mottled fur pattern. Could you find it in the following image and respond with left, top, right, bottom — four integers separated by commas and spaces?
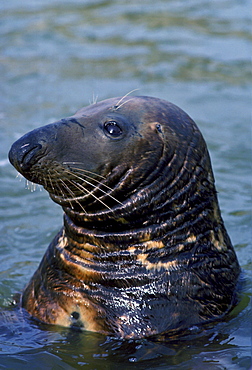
9, 96, 240, 338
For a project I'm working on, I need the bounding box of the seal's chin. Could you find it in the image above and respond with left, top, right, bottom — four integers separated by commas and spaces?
49, 190, 118, 217
49, 192, 67, 206
49, 192, 87, 210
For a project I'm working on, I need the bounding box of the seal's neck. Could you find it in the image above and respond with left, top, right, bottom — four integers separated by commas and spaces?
61, 212, 161, 289
61, 143, 221, 255
59, 173, 228, 291
63, 212, 157, 249
62, 184, 219, 252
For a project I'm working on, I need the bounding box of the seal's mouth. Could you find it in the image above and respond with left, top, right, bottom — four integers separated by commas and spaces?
8, 137, 123, 214
9, 134, 126, 214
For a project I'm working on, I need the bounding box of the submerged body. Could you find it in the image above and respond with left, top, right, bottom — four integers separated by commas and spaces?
9, 96, 240, 338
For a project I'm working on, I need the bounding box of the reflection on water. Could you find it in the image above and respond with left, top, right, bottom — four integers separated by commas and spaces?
0, 292, 250, 369
0, 0, 251, 368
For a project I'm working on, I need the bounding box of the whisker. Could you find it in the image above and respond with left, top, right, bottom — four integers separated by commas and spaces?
115, 98, 134, 111
92, 92, 98, 104
53, 178, 66, 198
43, 172, 49, 190
48, 170, 57, 195
69, 178, 112, 210
63, 168, 123, 206
62, 169, 112, 210
19, 174, 43, 193
66, 166, 121, 196
25, 180, 36, 192
62, 162, 106, 180
62, 162, 123, 204
115, 88, 140, 109
52, 168, 113, 210
58, 177, 87, 213
44, 164, 123, 212
89, 93, 98, 105
24, 180, 35, 192
51, 169, 88, 213
16, 173, 24, 182
47, 171, 72, 205
48, 171, 74, 206
30, 182, 37, 192
55, 181, 75, 210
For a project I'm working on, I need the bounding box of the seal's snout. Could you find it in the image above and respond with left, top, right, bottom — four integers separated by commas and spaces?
9, 140, 43, 172
9, 133, 44, 173
9, 122, 61, 177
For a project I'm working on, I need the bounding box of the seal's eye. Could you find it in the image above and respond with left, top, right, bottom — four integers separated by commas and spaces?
104, 121, 122, 137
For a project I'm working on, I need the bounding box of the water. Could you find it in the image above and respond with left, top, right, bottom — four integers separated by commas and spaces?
1, 0, 251, 368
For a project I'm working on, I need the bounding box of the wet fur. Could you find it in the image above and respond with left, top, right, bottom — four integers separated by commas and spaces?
9, 96, 240, 338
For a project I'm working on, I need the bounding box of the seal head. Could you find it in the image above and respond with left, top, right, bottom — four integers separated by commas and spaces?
9, 96, 240, 338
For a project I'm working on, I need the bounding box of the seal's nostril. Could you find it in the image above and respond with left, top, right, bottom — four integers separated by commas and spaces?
21, 143, 43, 169
8, 141, 43, 173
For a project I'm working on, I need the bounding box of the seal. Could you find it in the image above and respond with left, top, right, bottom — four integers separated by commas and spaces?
8, 96, 240, 339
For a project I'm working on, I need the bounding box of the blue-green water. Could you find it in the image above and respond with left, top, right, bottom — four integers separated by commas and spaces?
0, 0, 251, 369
